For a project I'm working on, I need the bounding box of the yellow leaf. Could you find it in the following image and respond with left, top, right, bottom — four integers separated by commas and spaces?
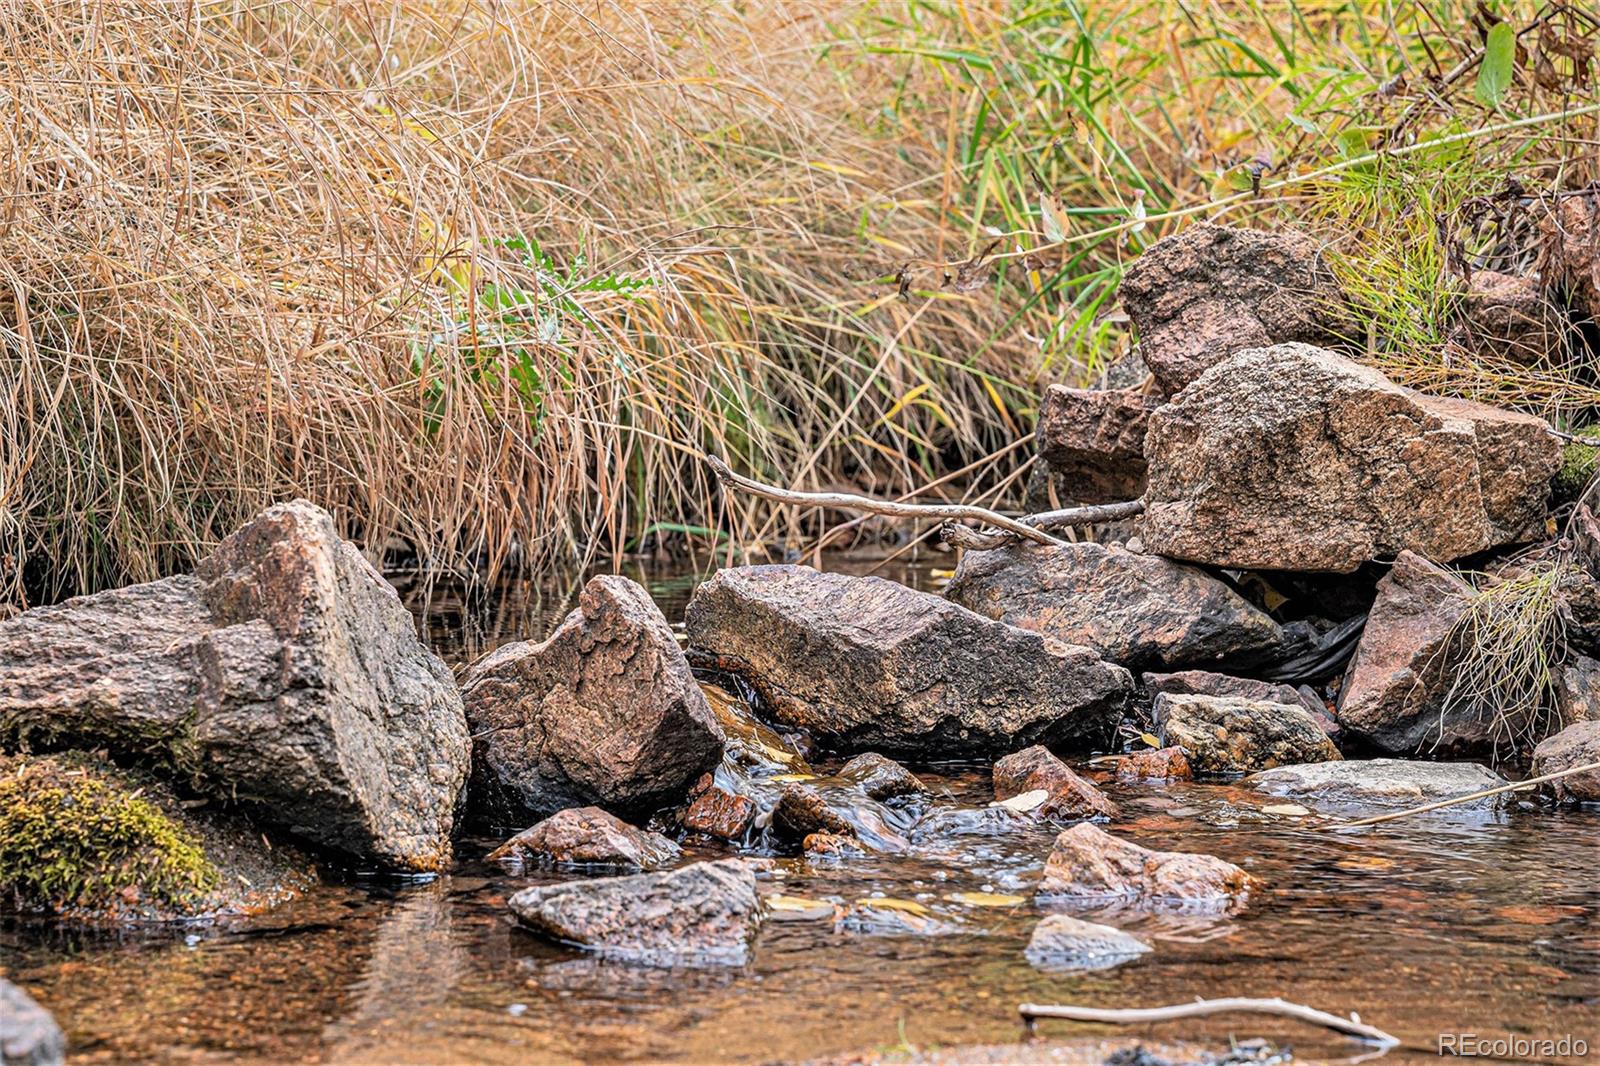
1139, 732, 1161, 749
766, 895, 834, 918
759, 744, 796, 764
770, 773, 814, 783
994, 788, 1048, 813
946, 891, 1025, 908
1262, 803, 1311, 817
855, 896, 930, 916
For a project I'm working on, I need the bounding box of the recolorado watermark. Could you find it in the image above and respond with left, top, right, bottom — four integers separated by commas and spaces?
1439, 1033, 1590, 1057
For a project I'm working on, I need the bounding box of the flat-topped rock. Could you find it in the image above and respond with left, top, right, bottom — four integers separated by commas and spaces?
1246, 759, 1506, 810
486, 807, 680, 870
1154, 692, 1340, 773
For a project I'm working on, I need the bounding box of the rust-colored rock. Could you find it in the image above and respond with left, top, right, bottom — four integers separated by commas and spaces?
1036, 822, 1254, 910
685, 565, 1132, 757
1153, 692, 1340, 773
682, 784, 757, 841
1116, 746, 1192, 781
1531, 721, 1600, 803
838, 752, 926, 801
462, 575, 724, 826
992, 745, 1117, 820
1455, 269, 1566, 362
946, 542, 1285, 672
803, 832, 866, 860
771, 784, 856, 842
1143, 344, 1558, 573
1035, 385, 1161, 502
487, 806, 679, 870
1120, 223, 1351, 394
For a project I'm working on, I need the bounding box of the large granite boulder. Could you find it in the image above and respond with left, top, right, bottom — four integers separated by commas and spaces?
485, 807, 680, 870
507, 859, 763, 967
462, 575, 724, 827
1245, 759, 1507, 811
1, 980, 65, 1066
0, 501, 468, 873
685, 566, 1132, 757
1531, 721, 1600, 803
1153, 692, 1341, 773
1036, 823, 1253, 910
1035, 385, 1161, 502
1142, 344, 1559, 573
992, 745, 1117, 820
945, 543, 1285, 672
1119, 223, 1351, 394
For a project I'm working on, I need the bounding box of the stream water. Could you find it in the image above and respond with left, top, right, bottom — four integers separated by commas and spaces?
3, 558, 1597, 1065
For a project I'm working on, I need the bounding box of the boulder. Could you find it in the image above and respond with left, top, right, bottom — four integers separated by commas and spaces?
0, 501, 468, 873
1024, 914, 1151, 972
682, 782, 758, 842
992, 746, 1117, 820
1153, 692, 1340, 773
486, 807, 679, 870
1454, 270, 1566, 361
770, 784, 856, 841
837, 753, 926, 801
1337, 552, 1486, 756
1539, 194, 1600, 320
1119, 223, 1351, 394
1116, 746, 1192, 781
1554, 654, 1600, 725
1245, 759, 1507, 810
1035, 385, 1161, 502
1036, 823, 1253, 909
1143, 670, 1332, 733
1, 980, 65, 1066
945, 543, 1285, 672
685, 566, 1132, 757
1142, 344, 1560, 573
462, 575, 724, 826
507, 859, 763, 967
1531, 721, 1600, 803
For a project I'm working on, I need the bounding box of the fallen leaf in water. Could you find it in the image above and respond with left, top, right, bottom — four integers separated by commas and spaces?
765, 895, 835, 919
855, 896, 931, 916
770, 773, 813, 783
1336, 855, 1396, 872
1492, 904, 1585, 925
946, 891, 1026, 908
993, 788, 1048, 812
759, 745, 797, 764
1261, 803, 1311, 817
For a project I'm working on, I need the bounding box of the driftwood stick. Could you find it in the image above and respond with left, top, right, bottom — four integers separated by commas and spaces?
1018, 997, 1399, 1047
1333, 759, 1600, 829
940, 499, 1146, 550
705, 454, 1065, 546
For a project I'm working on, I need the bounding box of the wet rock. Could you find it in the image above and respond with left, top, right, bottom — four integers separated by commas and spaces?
463, 575, 724, 825
1116, 746, 1193, 781
1025, 914, 1151, 972
685, 565, 1132, 757
0, 501, 467, 872
1143, 670, 1332, 733
771, 784, 856, 840
1532, 721, 1600, 803
486, 807, 679, 870
803, 832, 866, 860
1455, 270, 1566, 361
1036, 823, 1254, 909
837, 753, 926, 801
1119, 223, 1351, 394
0, 753, 313, 921
682, 784, 757, 842
1554, 654, 1600, 724
945, 543, 1285, 672
835, 900, 961, 937
1336, 552, 1497, 756
1, 979, 65, 1066
507, 859, 762, 968
1245, 759, 1506, 810
1035, 385, 1161, 502
910, 805, 1031, 841
992, 746, 1117, 820
1153, 692, 1340, 773
1142, 344, 1560, 573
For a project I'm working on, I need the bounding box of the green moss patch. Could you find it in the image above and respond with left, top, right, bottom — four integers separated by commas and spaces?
1554, 429, 1600, 506
0, 754, 220, 920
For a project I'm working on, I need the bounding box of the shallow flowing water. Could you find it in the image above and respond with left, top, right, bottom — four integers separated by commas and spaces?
4, 558, 1597, 1064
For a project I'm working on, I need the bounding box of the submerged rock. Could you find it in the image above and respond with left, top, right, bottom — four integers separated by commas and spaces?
1025, 914, 1151, 972
682, 782, 758, 842
837, 753, 926, 802
1116, 746, 1192, 781
685, 565, 1132, 757
0, 501, 468, 873
1, 979, 65, 1066
1532, 721, 1600, 803
1036, 823, 1254, 910
0, 754, 312, 921
1153, 692, 1340, 774
507, 859, 763, 968
1142, 344, 1559, 573
770, 784, 856, 841
486, 807, 679, 870
1119, 223, 1352, 394
946, 542, 1285, 672
910, 805, 1031, 841
462, 575, 724, 826
992, 746, 1117, 820
769, 784, 909, 853
1035, 385, 1161, 502
1245, 759, 1506, 811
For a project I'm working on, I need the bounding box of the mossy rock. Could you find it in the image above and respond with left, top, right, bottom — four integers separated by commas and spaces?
0, 754, 314, 922
1554, 428, 1600, 506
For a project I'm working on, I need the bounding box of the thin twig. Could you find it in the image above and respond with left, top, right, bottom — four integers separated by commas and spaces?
704, 455, 1065, 546
1018, 997, 1399, 1048
939, 499, 1146, 550
1333, 758, 1600, 828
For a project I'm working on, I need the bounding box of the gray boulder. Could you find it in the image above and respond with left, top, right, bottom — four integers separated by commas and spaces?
462, 575, 724, 826
507, 859, 763, 967
1119, 223, 1351, 394
685, 565, 1132, 757
1142, 344, 1559, 573
1035, 385, 1161, 502
1025, 914, 1150, 972
1143, 670, 1333, 734
1154, 692, 1340, 773
945, 542, 1285, 672
1246, 759, 1507, 810
1, 980, 65, 1066
0, 501, 469, 873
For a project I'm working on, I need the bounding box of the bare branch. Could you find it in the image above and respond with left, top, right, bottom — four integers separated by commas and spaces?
1019, 997, 1399, 1048
940, 499, 1146, 550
